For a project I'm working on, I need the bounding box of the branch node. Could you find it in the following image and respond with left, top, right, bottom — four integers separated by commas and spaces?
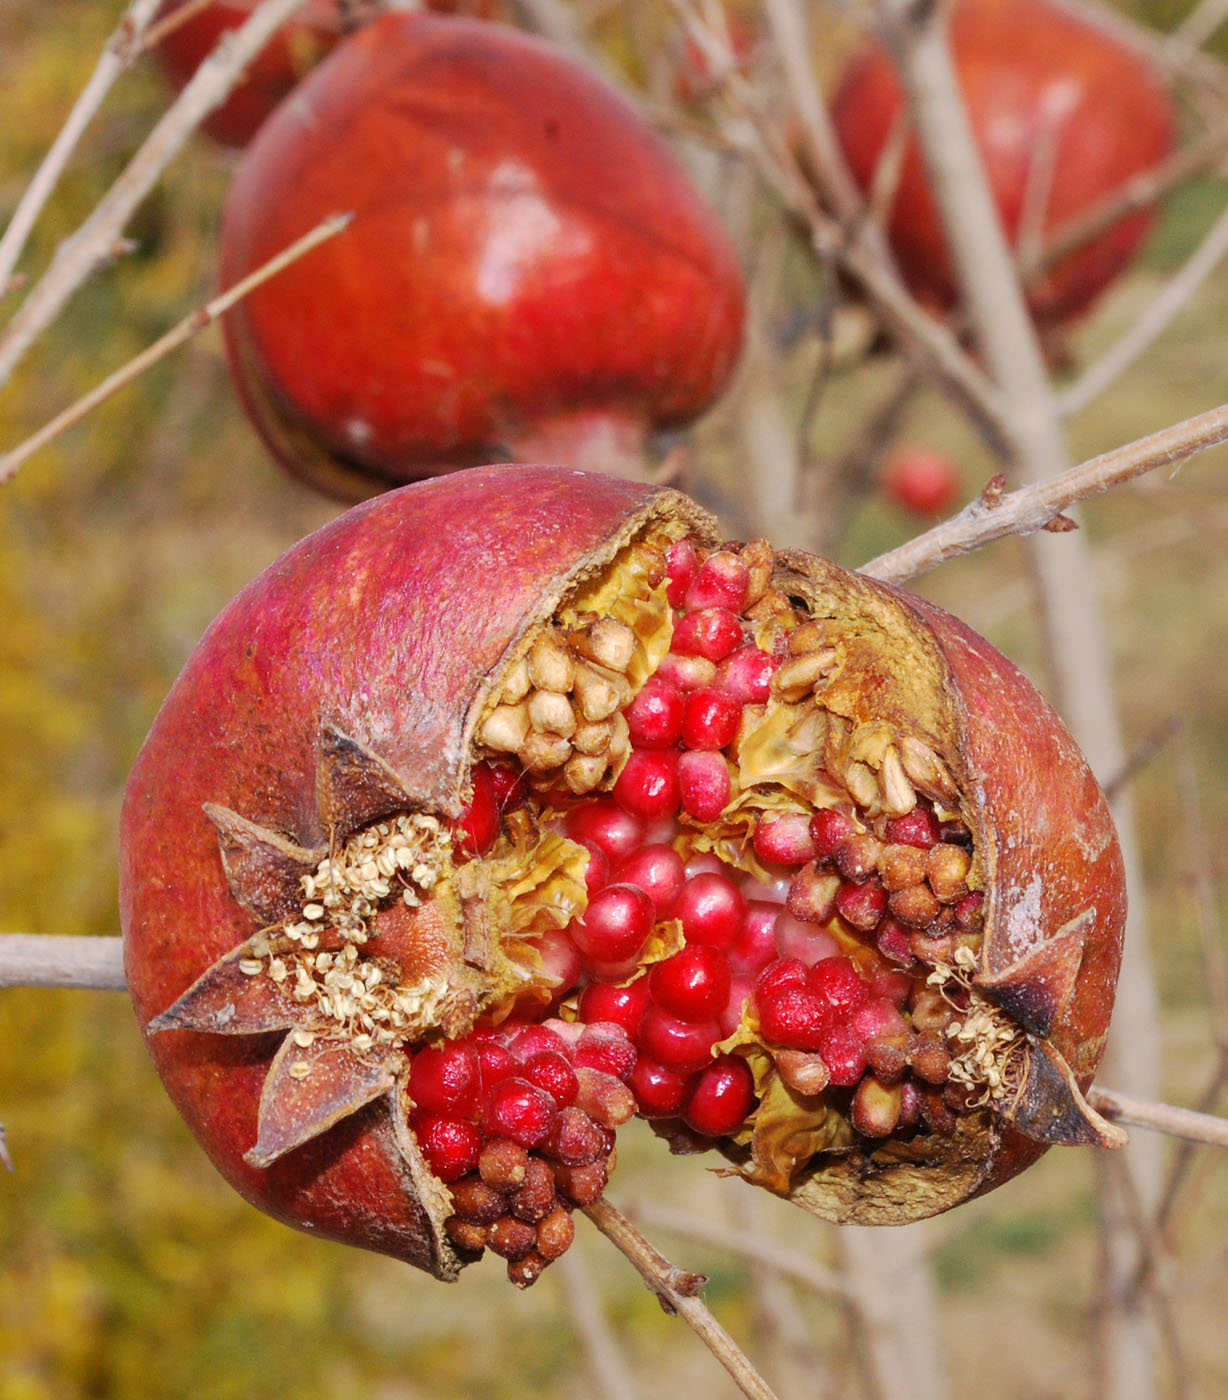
1042, 513, 1079, 533
980, 472, 1008, 506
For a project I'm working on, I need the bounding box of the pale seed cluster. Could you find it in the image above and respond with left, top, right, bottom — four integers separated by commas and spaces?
929, 948, 1023, 1107
478, 614, 643, 796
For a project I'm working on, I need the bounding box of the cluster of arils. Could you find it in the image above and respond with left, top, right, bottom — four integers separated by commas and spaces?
122, 470, 1126, 1286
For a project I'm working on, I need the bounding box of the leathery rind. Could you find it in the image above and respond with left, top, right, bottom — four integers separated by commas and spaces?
121, 465, 1126, 1273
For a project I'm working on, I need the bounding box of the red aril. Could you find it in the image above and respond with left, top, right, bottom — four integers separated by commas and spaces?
568, 884, 656, 965
880, 446, 962, 517
648, 945, 732, 1022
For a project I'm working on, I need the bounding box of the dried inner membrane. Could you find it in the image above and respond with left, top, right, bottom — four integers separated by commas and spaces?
217, 525, 1027, 1285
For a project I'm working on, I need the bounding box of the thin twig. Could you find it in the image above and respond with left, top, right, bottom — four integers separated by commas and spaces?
0, 211, 352, 485
0, 0, 163, 299
0, 935, 126, 991
0, 0, 314, 392
860, 402, 1228, 584
1089, 1088, 1228, 1149
582, 1197, 783, 1400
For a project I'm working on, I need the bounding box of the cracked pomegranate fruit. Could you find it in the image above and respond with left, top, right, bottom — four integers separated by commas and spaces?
831, 0, 1176, 328
121, 465, 1125, 1287
218, 12, 745, 498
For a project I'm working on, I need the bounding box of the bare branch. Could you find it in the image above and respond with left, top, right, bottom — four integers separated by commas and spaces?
0, 0, 163, 298
0, 935, 125, 991
0, 211, 353, 485
582, 1197, 783, 1400
861, 402, 1228, 583
1089, 1088, 1228, 1149
0, 0, 315, 391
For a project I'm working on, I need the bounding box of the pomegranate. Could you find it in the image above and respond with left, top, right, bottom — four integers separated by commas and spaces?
150, 0, 355, 148
219, 12, 745, 498
881, 445, 962, 516
830, 0, 1176, 327
121, 465, 1125, 1288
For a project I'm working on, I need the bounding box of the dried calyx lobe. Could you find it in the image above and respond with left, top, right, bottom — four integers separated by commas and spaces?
121, 467, 1126, 1288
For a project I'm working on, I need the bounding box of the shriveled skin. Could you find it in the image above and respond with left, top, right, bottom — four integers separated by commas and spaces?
220, 12, 746, 496
121, 466, 1125, 1261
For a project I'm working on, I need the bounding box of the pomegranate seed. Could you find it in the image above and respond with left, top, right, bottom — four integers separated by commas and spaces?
730, 902, 779, 975
835, 879, 888, 931
851, 1076, 903, 1137
577, 979, 651, 1036
574, 1024, 637, 1082
954, 890, 986, 931
772, 912, 839, 966
875, 916, 915, 966
753, 813, 819, 867
630, 1058, 694, 1118
755, 956, 808, 999
522, 1050, 580, 1107
670, 607, 744, 662
809, 809, 856, 859
483, 1078, 557, 1148
568, 883, 656, 963
868, 966, 913, 1005
849, 995, 909, 1044
818, 1022, 868, 1086
718, 972, 754, 1036
575, 839, 610, 895
534, 927, 583, 995
612, 748, 681, 822
786, 865, 840, 924
665, 538, 699, 607
715, 643, 779, 703
412, 1111, 482, 1182
574, 1068, 637, 1129
487, 760, 528, 812
409, 1042, 482, 1118
682, 687, 741, 751
649, 945, 732, 1021
678, 871, 746, 947
508, 1023, 568, 1059
678, 750, 731, 821
834, 834, 883, 883
565, 801, 646, 863
624, 675, 685, 749
452, 763, 500, 855
613, 843, 686, 918
884, 806, 940, 848
475, 1040, 518, 1093
479, 1137, 529, 1188
655, 652, 718, 692
638, 1005, 720, 1073
547, 1106, 607, 1165
807, 956, 868, 1016
756, 984, 829, 1050
683, 551, 750, 613
684, 1055, 755, 1137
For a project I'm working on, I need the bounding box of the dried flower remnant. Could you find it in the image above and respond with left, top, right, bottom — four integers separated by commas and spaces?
122, 466, 1126, 1285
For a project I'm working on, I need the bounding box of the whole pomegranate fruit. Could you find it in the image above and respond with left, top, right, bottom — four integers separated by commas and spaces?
122, 465, 1125, 1286
830, 0, 1176, 327
150, 0, 355, 148
219, 13, 745, 498
881, 445, 962, 516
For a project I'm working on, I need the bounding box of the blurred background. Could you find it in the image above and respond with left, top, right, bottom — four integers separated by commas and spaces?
3, 1, 1228, 1396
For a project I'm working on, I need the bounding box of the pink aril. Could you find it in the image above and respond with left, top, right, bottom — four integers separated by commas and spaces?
678, 870, 747, 947
753, 813, 819, 867
508, 1023, 569, 1060
670, 607, 745, 662
730, 901, 779, 975
613, 843, 686, 918
623, 674, 685, 749
533, 927, 583, 997
475, 1039, 518, 1094
785, 866, 841, 924
564, 800, 645, 864
574, 840, 610, 895
773, 912, 840, 966
638, 1005, 721, 1073
678, 749, 732, 821
522, 1050, 580, 1107
718, 972, 754, 1036
684, 852, 725, 879
743, 872, 792, 905
884, 806, 941, 849
655, 651, 718, 692
835, 879, 888, 932
817, 1022, 868, 1086
452, 761, 501, 856
577, 980, 651, 1037
681, 687, 741, 750
754, 955, 808, 999
682, 551, 750, 613
875, 916, 915, 966
612, 748, 681, 822
756, 983, 830, 1050
809, 808, 856, 859
568, 883, 656, 963
850, 996, 910, 1045
574, 1024, 638, 1082
807, 956, 869, 1016
648, 944, 732, 1021
665, 538, 699, 607
715, 643, 779, 704
684, 1055, 755, 1137
410, 1111, 482, 1183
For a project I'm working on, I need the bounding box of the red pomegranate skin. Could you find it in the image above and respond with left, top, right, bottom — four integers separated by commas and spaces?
151, 0, 351, 147
831, 0, 1176, 326
219, 13, 745, 495
121, 466, 1125, 1263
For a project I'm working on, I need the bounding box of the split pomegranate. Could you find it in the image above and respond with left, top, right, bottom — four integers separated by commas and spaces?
121, 465, 1126, 1288
831, 0, 1176, 327
219, 12, 745, 498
